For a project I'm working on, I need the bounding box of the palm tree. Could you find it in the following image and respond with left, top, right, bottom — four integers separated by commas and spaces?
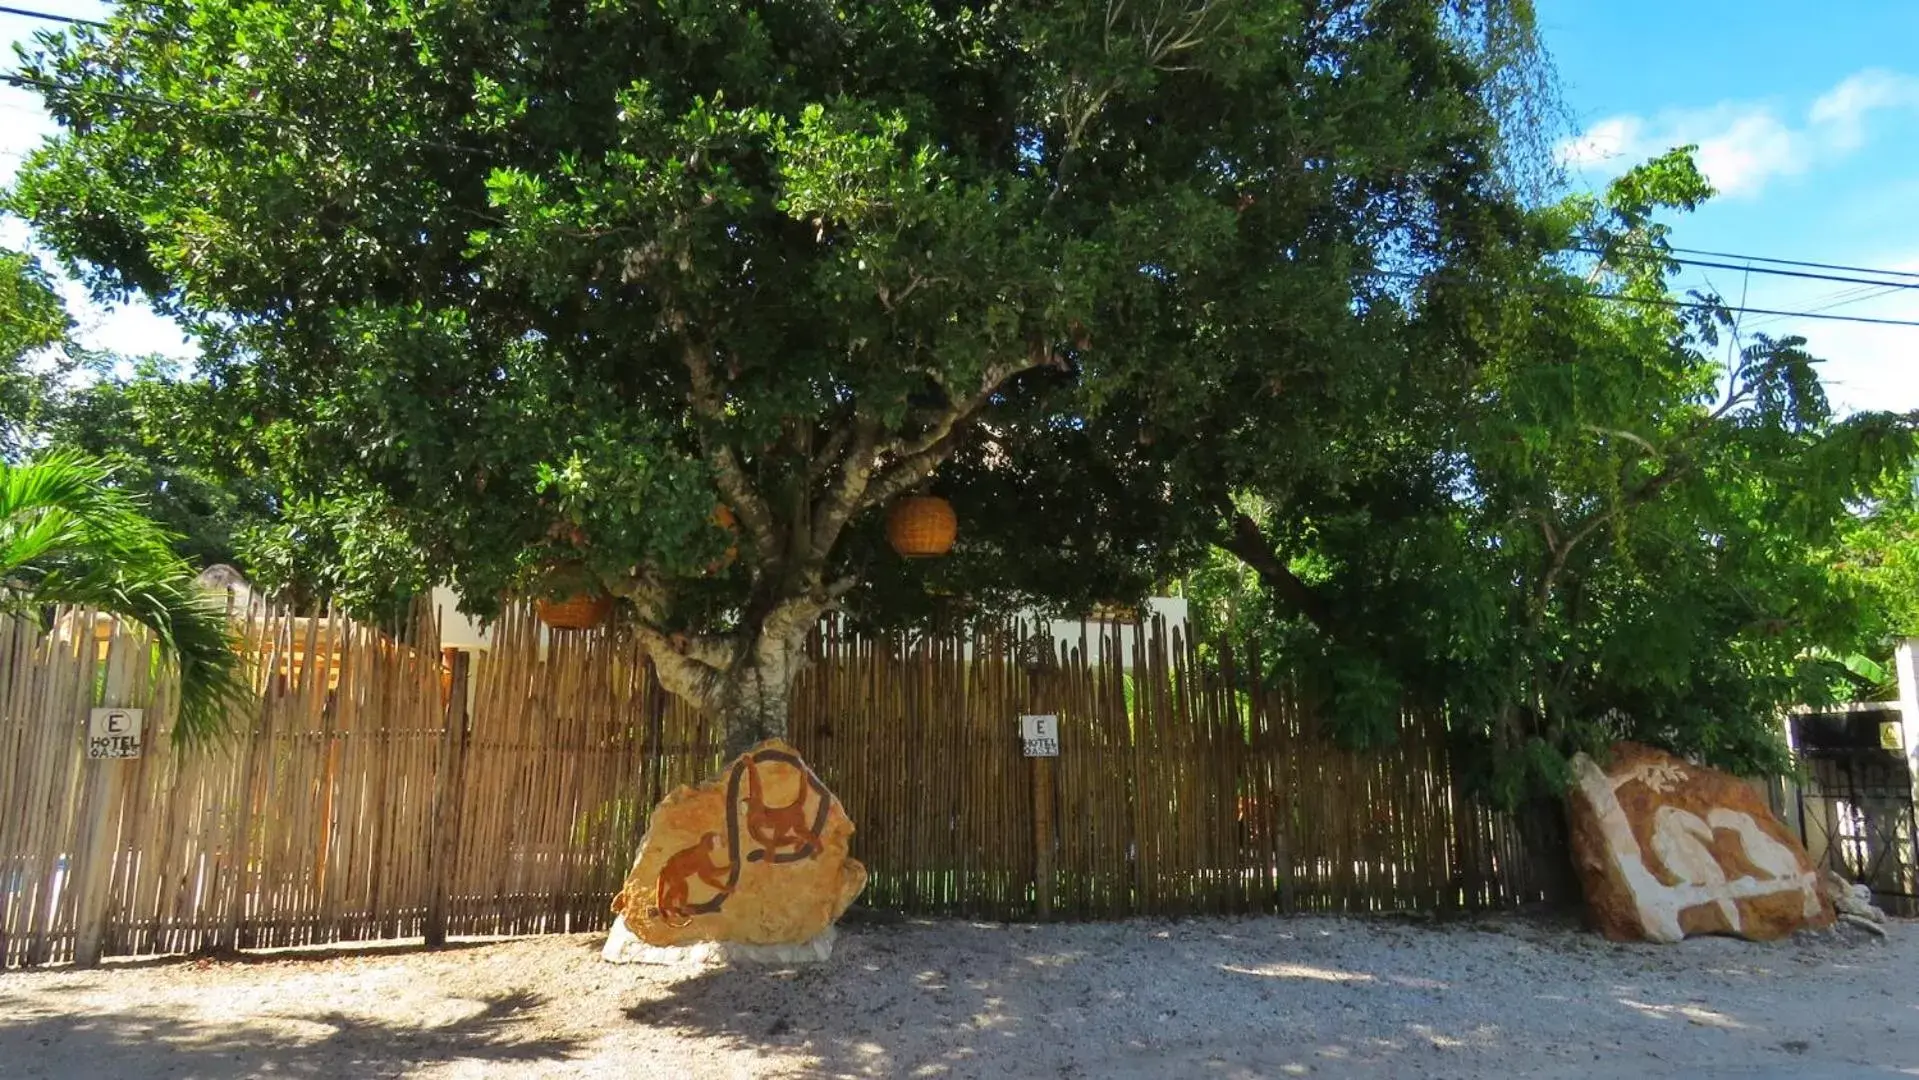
0, 450, 247, 746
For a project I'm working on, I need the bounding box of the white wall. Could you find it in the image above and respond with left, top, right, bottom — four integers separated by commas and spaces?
434, 586, 495, 651
394, 585, 1189, 672
1025, 596, 1190, 669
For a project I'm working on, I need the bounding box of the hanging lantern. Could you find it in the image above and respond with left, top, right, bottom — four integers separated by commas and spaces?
537, 591, 613, 630
534, 560, 613, 629
886, 495, 958, 558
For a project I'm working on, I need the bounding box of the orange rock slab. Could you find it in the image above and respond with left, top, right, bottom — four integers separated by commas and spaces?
1568, 742, 1832, 943
609, 739, 866, 948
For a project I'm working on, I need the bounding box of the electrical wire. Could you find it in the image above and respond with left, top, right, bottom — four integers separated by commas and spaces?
1584, 293, 1919, 328
1574, 246, 1919, 293
0, 4, 104, 27
1665, 245, 1919, 284
1590, 238, 1919, 283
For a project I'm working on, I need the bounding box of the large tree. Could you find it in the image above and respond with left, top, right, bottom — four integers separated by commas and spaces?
1191, 151, 1919, 801
11, 0, 1543, 754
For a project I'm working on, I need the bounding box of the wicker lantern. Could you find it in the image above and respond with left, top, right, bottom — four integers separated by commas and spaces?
534, 561, 613, 629
885, 495, 958, 558
537, 591, 613, 630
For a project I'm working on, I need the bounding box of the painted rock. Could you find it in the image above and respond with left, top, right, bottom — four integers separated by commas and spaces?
1568, 742, 1833, 943
608, 739, 867, 948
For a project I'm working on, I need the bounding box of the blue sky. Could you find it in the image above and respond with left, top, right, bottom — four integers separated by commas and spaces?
1544, 1, 1919, 413
0, 1, 187, 362
4, 2, 1919, 409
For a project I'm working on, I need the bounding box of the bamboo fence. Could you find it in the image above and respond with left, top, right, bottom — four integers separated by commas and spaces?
0, 600, 1550, 967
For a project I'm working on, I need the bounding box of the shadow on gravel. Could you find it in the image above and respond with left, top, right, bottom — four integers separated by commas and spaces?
0, 988, 581, 1079
618, 920, 1496, 1078
614, 918, 1908, 1079
90, 937, 504, 972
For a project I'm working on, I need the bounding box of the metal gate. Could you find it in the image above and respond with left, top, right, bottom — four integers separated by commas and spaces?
1794, 744, 1916, 916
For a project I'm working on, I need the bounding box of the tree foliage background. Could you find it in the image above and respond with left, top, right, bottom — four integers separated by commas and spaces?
1187, 151, 1919, 802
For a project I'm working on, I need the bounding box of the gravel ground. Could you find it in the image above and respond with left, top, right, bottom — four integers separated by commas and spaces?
0, 912, 1911, 1079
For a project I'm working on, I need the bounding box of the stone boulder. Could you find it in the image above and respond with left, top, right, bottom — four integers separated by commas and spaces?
1568, 743, 1832, 943
606, 739, 866, 953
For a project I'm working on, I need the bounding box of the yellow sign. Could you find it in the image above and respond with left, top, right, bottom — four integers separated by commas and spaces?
1882, 721, 1904, 751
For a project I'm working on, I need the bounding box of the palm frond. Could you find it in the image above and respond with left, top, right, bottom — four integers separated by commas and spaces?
0, 452, 247, 747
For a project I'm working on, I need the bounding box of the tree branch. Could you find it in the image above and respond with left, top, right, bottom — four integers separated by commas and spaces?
1217, 512, 1342, 638
807, 415, 856, 485
679, 337, 779, 563
1536, 455, 1692, 610
807, 416, 883, 558
634, 623, 727, 707
859, 358, 1035, 509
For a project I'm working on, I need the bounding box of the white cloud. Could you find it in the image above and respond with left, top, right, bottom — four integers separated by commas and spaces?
1691, 109, 1801, 196
1555, 68, 1919, 198
1809, 70, 1919, 150
1556, 115, 1644, 169
1730, 250, 1919, 416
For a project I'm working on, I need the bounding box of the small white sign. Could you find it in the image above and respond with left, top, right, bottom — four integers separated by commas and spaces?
88, 708, 144, 759
1020, 714, 1059, 757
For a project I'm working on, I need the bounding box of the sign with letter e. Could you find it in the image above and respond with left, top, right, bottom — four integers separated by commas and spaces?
1020, 714, 1059, 757
88, 708, 145, 759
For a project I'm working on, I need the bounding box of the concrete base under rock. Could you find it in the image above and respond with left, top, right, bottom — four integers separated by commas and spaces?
602, 915, 838, 965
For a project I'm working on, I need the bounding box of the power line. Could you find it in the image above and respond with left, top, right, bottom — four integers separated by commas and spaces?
1598, 238, 1919, 284
1576, 246, 1919, 293
0, 4, 104, 27
1598, 292, 1919, 329
1744, 282, 1910, 331
1664, 255, 1917, 293
1671, 244, 1919, 283
1397, 268, 1919, 329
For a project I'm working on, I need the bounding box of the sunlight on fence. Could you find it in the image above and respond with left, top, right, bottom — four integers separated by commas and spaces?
0, 600, 1547, 967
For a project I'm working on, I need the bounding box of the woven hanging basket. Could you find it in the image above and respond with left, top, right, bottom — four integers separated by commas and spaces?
885, 495, 958, 558
537, 591, 613, 630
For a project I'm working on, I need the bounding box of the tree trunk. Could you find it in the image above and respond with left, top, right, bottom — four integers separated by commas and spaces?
1515, 794, 1580, 907
712, 626, 808, 759
635, 594, 823, 761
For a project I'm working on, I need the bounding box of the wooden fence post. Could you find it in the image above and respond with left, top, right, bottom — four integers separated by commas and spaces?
1032, 755, 1055, 919
643, 657, 666, 815
424, 650, 472, 949
72, 626, 142, 967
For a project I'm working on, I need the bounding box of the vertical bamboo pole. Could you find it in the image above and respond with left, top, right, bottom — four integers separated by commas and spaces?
424, 650, 471, 948
1032, 752, 1055, 920
72, 627, 144, 966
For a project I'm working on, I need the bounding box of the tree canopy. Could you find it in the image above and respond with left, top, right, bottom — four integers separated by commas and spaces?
9, 0, 1549, 753
0, 247, 73, 455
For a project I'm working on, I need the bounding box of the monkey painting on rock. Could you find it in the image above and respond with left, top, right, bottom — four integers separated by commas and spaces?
742, 758, 823, 862
652, 831, 732, 927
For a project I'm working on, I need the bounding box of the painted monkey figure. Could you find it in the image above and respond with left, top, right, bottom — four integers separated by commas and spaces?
742, 759, 822, 862
653, 831, 731, 927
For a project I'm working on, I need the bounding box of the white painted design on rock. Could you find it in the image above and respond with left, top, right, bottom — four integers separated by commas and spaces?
1572, 754, 1822, 943
1619, 760, 1689, 794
